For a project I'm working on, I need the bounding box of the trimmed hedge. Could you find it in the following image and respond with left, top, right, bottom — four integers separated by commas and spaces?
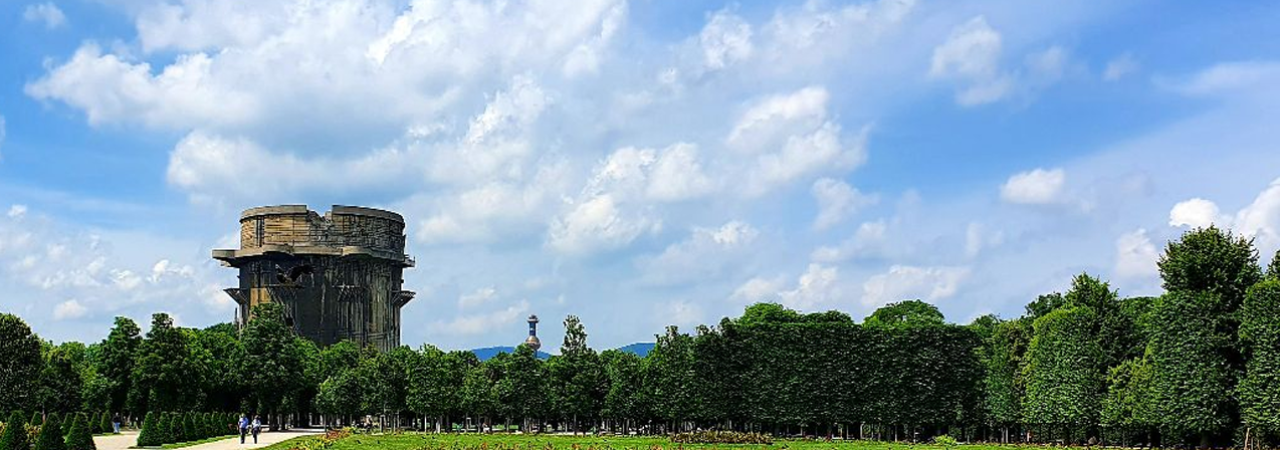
136, 412, 159, 447
65, 414, 95, 450
1, 411, 31, 450
32, 415, 65, 450
671, 431, 773, 444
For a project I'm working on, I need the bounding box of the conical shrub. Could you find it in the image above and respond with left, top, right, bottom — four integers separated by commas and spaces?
65, 414, 95, 450
32, 414, 65, 450
179, 413, 193, 442
135, 412, 157, 447
157, 413, 173, 445
97, 413, 110, 435
29, 413, 40, 427
59, 414, 73, 438
202, 413, 214, 439
0, 411, 31, 450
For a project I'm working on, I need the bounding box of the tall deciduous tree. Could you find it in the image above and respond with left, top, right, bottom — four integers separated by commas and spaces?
549, 315, 606, 433
1239, 279, 1280, 436
238, 303, 303, 428
1148, 291, 1235, 447
1021, 306, 1102, 442
863, 300, 945, 329
983, 318, 1030, 442
0, 314, 42, 413
37, 346, 82, 413
130, 313, 197, 412
96, 317, 140, 414
644, 326, 695, 432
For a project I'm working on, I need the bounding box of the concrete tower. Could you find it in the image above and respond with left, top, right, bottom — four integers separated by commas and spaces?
524, 314, 541, 351
213, 205, 415, 352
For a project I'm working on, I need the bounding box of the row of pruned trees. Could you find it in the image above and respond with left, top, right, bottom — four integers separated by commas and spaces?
2, 227, 1279, 448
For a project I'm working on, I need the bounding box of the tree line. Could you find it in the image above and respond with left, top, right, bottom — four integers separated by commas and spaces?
1, 226, 1279, 448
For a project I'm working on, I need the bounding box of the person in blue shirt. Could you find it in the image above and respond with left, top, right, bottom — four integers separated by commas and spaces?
251, 416, 262, 444
238, 414, 249, 444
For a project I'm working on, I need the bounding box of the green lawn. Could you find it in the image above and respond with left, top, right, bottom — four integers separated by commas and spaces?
260, 433, 1050, 450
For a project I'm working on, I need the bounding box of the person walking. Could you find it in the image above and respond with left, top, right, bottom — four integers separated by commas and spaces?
238, 414, 249, 444
111, 413, 121, 434
251, 416, 262, 444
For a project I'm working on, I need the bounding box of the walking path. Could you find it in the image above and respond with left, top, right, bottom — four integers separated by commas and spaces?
94, 429, 321, 450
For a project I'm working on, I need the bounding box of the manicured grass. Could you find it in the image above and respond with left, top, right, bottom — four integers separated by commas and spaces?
130, 435, 236, 449
260, 433, 1072, 450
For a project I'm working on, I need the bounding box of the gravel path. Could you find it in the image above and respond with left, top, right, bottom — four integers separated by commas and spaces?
93, 429, 322, 450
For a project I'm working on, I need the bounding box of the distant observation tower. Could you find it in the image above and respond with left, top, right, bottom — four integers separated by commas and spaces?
524, 315, 541, 351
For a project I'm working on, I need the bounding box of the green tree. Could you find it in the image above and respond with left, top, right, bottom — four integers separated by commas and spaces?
368, 346, 414, 430
983, 318, 1030, 442
97, 317, 140, 414
189, 325, 244, 412
1101, 356, 1156, 445
65, 414, 94, 450
1158, 225, 1260, 317
316, 369, 365, 424
131, 313, 197, 412
1021, 306, 1102, 442
1148, 291, 1235, 447
1239, 279, 1280, 435
460, 360, 496, 431
548, 315, 606, 433
37, 347, 82, 414
1267, 250, 1280, 280
238, 303, 304, 429
493, 345, 548, 432
643, 326, 695, 432
32, 414, 64, 450
863, 299, 945, 329
0, 314, 43, 413
0, 411, 30, 450
601, 349, 645, 433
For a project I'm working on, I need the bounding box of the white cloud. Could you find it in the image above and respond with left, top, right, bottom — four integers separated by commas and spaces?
965, 221, 1004, 258
733, 264, 846, 311
728, 87, 868, 195
1232, 178, 1280, 256
1104, 53, 1138, 81
811, 178, 878, 230
637, 221, 758, 285
778, 263, 843, 310
700, 10, 753, 70
53, 299, 87, 320
1167, 61, 1280, 97
1168, 198, 1223, 228
930, 17, 1074, 106
7, 205, 26, 219
24, 3, 66, 29
1001, 168, 1066, 205
1114, 228, 1159, 279
547, 194, 659, 256
860, 265, 969, 308
810, 220, 890, 262
435, 299, 530, 336
661, 300, 705, 327
458, 287, 498, 309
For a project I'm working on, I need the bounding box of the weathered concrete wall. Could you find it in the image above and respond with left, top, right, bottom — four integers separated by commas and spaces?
215, 205, 414, 352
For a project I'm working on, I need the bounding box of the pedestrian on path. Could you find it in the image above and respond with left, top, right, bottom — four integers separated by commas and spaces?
112, 413, 121, 434
238, 414, 249, 444
251, 416, 262, 444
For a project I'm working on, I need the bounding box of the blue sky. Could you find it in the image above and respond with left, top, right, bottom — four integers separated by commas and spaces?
2, 0, 1279, 352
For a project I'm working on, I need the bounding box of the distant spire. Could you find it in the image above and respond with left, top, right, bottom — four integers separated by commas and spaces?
524, 314, 541, 351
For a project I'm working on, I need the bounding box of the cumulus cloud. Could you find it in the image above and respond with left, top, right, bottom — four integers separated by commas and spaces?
930, 17, 1073, 105
965, 222, 1004, 258
1168, 198, 1223, 228
547, 194, 660, 256
812, 178, 878, 230
1001, 168, 1066, 205
1168, 178, 1280, 259
661, 300, 705, 327
458, 287, 498, 309
53, 299, 87, 320
733, 264, 846, 311
810, 220, 890, 262
24, 3, 66, 29
435, 299, 530, 336
700, 10, 753, 70
728, 87, 868, 195
1114, 228, 1159, 279
637, 221, 758, 286
860, 265, 969, 308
